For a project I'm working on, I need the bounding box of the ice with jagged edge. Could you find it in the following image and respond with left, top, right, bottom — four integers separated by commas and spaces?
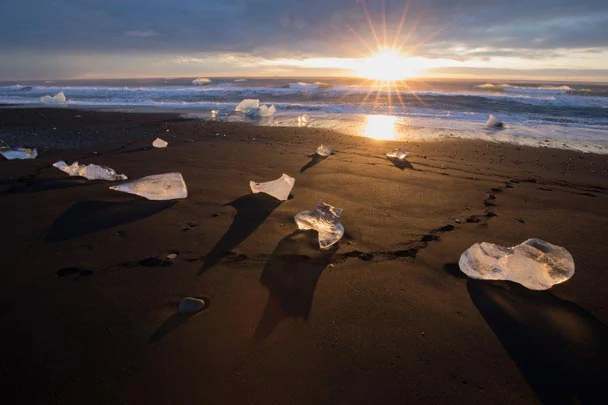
110, 172, 188, 200
386, 148, 408, 160
153, 138, 168, 148
295, 201, 344, 249
316, 144, 332, 157
53, 161, 127, 181
458, 238, 575, 290
250, 104, 276, 117
485, 114, 504, 128
250, 173, 295, 201
235, 99, 260, 113
0, 147, 38, 160
40, 91, 66, 104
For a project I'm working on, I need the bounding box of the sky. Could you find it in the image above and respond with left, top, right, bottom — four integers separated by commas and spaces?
1, 0, 607, 81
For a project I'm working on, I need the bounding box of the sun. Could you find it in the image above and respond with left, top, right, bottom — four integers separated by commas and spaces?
356, 48, 417, 81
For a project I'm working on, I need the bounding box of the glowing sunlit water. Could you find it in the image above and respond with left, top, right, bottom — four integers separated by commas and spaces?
363, 115, 397, 140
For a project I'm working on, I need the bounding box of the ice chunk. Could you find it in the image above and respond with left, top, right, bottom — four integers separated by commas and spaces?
40, 91, 66, 104
294, 201, 344, 249
248, 104, 276, 117
485, 114, 504, 128
53, 160, 127, 181
235, 99, 260, 114
178, 297, 206, 314
0, 147, 38, 160
110, 172, 188, 200
316, 144, 332, 157
386, 148, 408, 160
192, 78, 212, 85
153, 138, 168, 148
458, 238, 575, 290
250, 173, 295, 201
298, 114, 310, 126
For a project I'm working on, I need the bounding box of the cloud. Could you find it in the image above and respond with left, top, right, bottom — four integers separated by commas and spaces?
123, 30, 160, 38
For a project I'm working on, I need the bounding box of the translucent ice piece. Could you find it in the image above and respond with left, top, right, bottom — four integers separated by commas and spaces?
256, 104, 276, 117
250, 173, 295, 201
178, 297, 206, 314
0, 147, 38, 160
192, 78, 211, 85
110, 172, 188, 200
235, 99, 260, 113
294, 201, 344, 249
485, 114, 504, 128
386, 148, 408, 160
458, 238, 575, 290
53, 160, 128, 181
40, 91, 66, 104
298, 114, 310, 124
153, 138, 168, 148
316, 144, 332, 157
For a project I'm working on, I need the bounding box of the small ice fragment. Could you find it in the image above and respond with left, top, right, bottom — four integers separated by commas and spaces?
458, 238, 575, 290
192, 78, 212, 85
166, 253, 178, 260
53, 160, 127, 181
298, 114, 310, 125
110, 172, 188, 200
40, 91, 66, 104
316, 144, 332, 157
235, 99, 260, 114
250, 173, 295, 201
386, 148, 408, 160
178, 297, 206, 314
485, 114, 504, 128
0, 147, 38, 160
211, 109, 218, 118
153, 138, 168, 148
294, 201, 344, 249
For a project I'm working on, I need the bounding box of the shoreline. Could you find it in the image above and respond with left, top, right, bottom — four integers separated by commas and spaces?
1, 106, 607, 404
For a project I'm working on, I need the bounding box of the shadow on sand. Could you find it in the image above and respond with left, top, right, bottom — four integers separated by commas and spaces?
387, 157, 414, 170
254, 231, 336, 339
468, 280, 608, 404
200, 193, 282, 273
300, 154, 328, 173
46, 199, 176, 241
4, 177, 96, 194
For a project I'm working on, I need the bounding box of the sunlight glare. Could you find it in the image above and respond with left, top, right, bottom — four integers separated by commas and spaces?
356, 49, 417, 81
363, 114, 397, 140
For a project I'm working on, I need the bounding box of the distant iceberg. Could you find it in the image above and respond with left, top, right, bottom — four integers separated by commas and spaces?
289, 82, 332, 90
234, 79, 247, 82
40, 91, 66, 104
192, 78, 212, 85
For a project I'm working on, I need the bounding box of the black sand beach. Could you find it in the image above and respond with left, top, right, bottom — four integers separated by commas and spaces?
1, 107, 607, 404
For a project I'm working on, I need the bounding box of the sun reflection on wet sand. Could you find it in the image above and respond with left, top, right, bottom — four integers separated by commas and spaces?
363, 114, 397, 140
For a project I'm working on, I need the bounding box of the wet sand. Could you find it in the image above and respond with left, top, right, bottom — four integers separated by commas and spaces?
1, 107, 607, 404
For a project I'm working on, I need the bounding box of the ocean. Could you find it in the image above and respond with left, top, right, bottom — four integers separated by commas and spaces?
1, 77, 607, 153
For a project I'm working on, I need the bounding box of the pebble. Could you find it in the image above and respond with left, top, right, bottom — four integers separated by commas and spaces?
178, 297, 206, 314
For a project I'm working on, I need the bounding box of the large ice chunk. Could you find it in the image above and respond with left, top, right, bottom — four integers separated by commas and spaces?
192, 78, 212, 85
250, 173, 295, 201
485, 114, 504, 128
316, 144, 332, 157
53, 161, 127, 181
458, 238, 575, 290
153, 138, 168, 148
40, 91, 66, 104
294, 201, 344, 249
235, 99, 260, 114
386, 148, 408, 160
110, 172, 188, 200
252, 104, 276, 117
0, 147, 38, 160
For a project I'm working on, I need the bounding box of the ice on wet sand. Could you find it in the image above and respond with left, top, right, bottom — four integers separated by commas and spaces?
110, 172, 188, 200
458, 238, 575, 290
53, 161, 127, 181
0, 147, 38, 160
294, 201, 344, 249
250, 173, 295, 201
153, 138, 168, 148
235, 99, 260, 114
386, 148, 408, 160
316, 144, 332, 157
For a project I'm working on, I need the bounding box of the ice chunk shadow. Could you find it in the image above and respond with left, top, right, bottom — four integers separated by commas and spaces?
4, 177, 95, 194
46, 199, 176, 241
254, 231, 336, 340
300, 154, 328, 173
467, 279, 608, 404
442, 262, 468, 279
200, 193, 282, 273
387, 157, 413, 170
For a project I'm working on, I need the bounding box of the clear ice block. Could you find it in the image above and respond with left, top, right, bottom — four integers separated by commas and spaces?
316, 144, 332, 157
250, 173, 295, 201
110, 172, 188, 200
458, 238, 575, 290
0, 147, 38, 160
294, 201, 344, 249
386, 148, 408, 160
